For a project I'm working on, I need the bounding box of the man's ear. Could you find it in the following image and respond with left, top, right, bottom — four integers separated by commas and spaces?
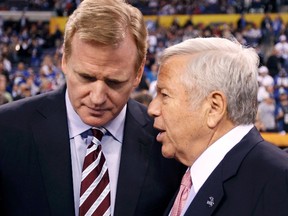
206, 91, 227, 128
133, 59, 145, 87
61, 52, 67, 75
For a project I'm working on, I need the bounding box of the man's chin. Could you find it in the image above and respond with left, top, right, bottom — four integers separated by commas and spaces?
81, 115, 109, 127
161, 146, 175, 159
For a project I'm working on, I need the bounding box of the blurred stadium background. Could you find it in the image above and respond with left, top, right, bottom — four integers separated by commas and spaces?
0, 0, 288, 146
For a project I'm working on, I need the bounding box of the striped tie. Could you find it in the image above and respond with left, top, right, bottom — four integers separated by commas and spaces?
79, 127, 111, 216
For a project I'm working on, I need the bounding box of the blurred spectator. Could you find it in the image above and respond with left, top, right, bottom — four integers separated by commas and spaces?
0, 59, 10, 81
0, 92, 8, 105
37, 75, 53, 94
257, 92, 277, 132
40, 54, 64, 88
260, 13, 274, 50
12, 62, 28, 84
272, 14, 284, 41
274, 34, 288, 70
275, 88, 288, 132
1, 47, 12, 73
16, 11, 30, 32
15, 37, 30, 64
274, 68, 288, 90
274, 68, 288, 104
255, 110, 266, 131
257, 66, 274, 102
266, 48, 281, 78
0, 73, 12, 103
131, 90, 153, 107
136, 72, 149, 92
145, 63, 158, 86
182, 20, 199, 41
254, 44, 266, 66
13, 82, 32, 100
147, 30, 158, 54
28, 37, 43, 67
242, 23, 262, 47
237, 13, 248, 32
258, 65, 274, 86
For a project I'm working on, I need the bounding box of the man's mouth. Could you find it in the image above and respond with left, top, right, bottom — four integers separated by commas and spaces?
156, 130, 166, 142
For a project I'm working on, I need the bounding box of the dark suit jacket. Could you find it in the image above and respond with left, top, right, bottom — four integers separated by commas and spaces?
164, 127, 288, 216
0, 86, 185, 216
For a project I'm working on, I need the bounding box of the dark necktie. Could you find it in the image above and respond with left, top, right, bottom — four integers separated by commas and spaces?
79, 127, 111, 216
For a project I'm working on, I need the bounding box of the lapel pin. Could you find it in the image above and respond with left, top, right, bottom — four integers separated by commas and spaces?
206, 196, 214, 207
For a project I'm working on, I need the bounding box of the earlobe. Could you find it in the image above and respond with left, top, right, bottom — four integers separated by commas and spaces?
207, 91, 226, 128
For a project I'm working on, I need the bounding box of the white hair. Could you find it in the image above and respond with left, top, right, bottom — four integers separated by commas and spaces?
160, 37, 259, 125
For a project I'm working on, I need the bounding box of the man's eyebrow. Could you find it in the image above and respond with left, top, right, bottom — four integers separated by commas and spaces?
104, 76, 129, 83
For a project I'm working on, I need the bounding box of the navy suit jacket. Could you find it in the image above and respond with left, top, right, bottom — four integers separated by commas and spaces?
164, 127, 288, 216
0, 86, 185, 216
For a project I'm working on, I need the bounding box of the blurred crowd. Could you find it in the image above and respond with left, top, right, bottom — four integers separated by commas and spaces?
136, 13, 288, 135
1, 0, 288, 15
0, 11, 64, 103
129, 0, 288, 15
0, 1, 288, 134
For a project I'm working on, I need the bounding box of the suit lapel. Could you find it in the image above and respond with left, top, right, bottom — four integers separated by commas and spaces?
165, 168, 225, 216
31, 86, 75, 215
184, 127, 263, 216
114, 99, 154, 216
184, 166, 224, 215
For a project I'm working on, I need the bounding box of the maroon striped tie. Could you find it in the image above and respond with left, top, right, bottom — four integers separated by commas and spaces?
79, 127, 111, 216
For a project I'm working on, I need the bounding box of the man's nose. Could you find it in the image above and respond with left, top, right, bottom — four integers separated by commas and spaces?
148, 96, 161, 118
89, 81, 107, 105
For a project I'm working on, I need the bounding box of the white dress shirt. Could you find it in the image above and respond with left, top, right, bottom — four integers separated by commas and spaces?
179, 124, 254, 216
65, 91, 125, 216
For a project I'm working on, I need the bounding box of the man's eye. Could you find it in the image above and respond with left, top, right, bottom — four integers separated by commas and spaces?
80, 74, 95, 81
161, 92, 168, 97
106, 80, 123, 88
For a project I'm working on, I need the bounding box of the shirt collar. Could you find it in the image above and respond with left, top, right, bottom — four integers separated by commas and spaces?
190, 124, 254, 193
65, 90, 126, 143
103, 105, 126, 143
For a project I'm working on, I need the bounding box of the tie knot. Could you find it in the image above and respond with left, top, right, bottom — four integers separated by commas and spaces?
181, 169, 192, 188
91, 127, 106, 141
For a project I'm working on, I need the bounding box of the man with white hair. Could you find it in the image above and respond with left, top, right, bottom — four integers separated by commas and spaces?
148, 37, 288, 216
